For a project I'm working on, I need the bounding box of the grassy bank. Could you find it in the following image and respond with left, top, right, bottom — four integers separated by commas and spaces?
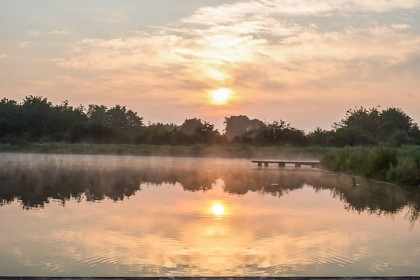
0, 142, 333, 159
321, 145, 420, 186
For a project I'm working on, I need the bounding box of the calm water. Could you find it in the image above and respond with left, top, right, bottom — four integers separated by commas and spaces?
1, 153, 419, 277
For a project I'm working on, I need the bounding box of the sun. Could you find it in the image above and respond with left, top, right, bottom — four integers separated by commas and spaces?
210, 88, 232, 105
211, 202, 225, 217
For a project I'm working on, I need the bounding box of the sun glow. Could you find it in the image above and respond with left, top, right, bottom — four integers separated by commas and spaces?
210, 88, 232, 105
211, 202, 226, 217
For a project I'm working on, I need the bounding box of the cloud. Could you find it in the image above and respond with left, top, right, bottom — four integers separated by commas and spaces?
29, 30, 68, 38
57, 1, 420, 88
19, 41, 29, 49
183, 0, 420, 24
18, 30, 69, 49
46, 0, 420, 128
0, 53, 5, 59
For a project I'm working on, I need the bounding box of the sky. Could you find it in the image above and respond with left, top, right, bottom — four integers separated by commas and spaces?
0, 0, 419, 131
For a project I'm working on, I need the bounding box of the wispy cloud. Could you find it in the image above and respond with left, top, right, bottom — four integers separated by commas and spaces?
0, 53, 6, 59
39, 0, 420, 127
19, 41, 29, 49
57, 0, 420, 88
183, 0, 420, 24
19, 30, 69, 49
29, 30, 68, 38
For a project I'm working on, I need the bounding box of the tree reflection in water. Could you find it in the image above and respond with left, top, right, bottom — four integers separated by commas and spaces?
0, 155, 419, 224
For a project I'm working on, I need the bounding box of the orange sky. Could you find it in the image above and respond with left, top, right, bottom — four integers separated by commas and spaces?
0, 0, 419, 131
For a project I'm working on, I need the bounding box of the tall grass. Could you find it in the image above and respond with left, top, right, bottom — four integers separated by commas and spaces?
322, 145, 420, 186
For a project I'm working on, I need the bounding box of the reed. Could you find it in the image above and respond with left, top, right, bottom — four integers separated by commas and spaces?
321, 145, 420, 186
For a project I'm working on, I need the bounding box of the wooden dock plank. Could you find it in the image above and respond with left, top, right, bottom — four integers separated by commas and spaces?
252, 159, 321, 168
251, 160, 321, 164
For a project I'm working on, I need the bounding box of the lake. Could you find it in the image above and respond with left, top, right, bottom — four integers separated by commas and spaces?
0, 153, 419, 277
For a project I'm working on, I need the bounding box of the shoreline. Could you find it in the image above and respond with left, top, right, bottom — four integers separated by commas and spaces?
0, 143, 332, 159
2, 143, 419, 187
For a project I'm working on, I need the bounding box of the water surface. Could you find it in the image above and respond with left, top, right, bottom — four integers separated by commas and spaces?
0, 154, 419, 276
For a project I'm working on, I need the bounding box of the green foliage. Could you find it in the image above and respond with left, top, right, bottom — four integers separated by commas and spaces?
398, 145, 420, 163
1, 96, 420, 148
380, 108, 414, 135
307, 128, 334, 146
365, 147, 398, 177
0, 96, 146, 144
330, 106, 420, 147
387, 158, 420, 186
321, 148, 368, 173
173, 118, 226, 145
180, 118, 202, 136
322, 146, 420, 187
334, 107, 380, 131
0, 98, 21, 137
236, 120, 307, 146
387, 146, 420, 185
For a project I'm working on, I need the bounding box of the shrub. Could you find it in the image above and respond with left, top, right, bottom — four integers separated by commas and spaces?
387, 159, 420, 186
321, 153, 342, 172
365, 146, 398, 178
342, 148, 368, 174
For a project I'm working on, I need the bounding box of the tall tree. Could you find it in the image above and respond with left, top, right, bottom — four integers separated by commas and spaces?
224, 115, 264, 141
0, 98, 21, 137
20, 96, 55, 140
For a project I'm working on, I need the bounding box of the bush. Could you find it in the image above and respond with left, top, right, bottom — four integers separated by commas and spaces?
321, 147, 369, 174
321, 153, 342, 172
387, 159, 420, 186
365, 146, 398, 178
342, 148, 368, 174
320, 146, 420, 186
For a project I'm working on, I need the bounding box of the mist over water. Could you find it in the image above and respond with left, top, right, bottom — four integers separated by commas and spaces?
1, 153, 419, 276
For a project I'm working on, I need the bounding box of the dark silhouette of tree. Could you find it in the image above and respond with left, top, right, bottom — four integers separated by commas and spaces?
179, 118, 225, 144
194, 121, 224, 144
180, 118, 202, 136
330, 107, 420, 146
254, 120, 306, 146
379, 108, 418, 145
332, 107, 380, 146
224, 115, 251, 141
87, 104, 108, 126
21, 96, 55, 140
224, 115, 264, 141
1, 96, 420, 147
307, 127, 334, 146
52, 101, 87, 142
141, 122, 178, 145
106, 105, 143, 130
0, 98, 21, 138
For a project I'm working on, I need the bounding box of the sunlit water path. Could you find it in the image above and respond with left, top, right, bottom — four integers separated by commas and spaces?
0, 154, 419, 276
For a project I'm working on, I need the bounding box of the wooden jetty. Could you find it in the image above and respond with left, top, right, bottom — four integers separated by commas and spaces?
252, 159, 321, 168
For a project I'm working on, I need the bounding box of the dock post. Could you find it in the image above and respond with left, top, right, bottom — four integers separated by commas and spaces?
278, 162, 285, 168
295, 163, 301, 168
258, 162, 262, 167
311, 163, 316, 168
264, 162, 269, 168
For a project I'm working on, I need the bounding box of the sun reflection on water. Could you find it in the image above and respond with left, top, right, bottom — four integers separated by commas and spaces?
2, 155, 420, 276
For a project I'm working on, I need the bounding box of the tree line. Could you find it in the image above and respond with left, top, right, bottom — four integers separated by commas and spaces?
1, 96, 420, 146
